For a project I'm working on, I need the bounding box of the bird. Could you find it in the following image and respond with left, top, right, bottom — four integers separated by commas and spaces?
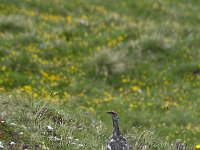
176, 141, 186, 150
106, 111, 132, 150
22, 144, 29, 150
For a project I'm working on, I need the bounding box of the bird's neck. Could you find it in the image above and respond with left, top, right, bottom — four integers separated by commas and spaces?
112, 117, 121, 136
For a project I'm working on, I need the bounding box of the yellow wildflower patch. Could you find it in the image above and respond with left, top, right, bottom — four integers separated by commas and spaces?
66, 15, 72, 23
24, 85, 33, 93
196, 144, 200, 149
131, 85, 139, 92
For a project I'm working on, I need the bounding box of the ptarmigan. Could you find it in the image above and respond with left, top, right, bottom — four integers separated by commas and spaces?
106, 111, 132, 150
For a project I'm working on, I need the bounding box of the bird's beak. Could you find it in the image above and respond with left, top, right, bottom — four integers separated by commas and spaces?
106, 111, 111, 114
106, 110, 116, 114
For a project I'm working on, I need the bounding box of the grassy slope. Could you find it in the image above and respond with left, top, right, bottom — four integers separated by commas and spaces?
0, 93, 179, 149
0, 0, 200, 149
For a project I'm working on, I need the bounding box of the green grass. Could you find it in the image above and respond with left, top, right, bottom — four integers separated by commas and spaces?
0, 0, 200, 149
0, 93, 187, 149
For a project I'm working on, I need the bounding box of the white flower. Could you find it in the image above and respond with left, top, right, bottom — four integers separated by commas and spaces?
47, 125, 53, 131
10, 123, 17, 126
10, 141, 15, 145
54, 136, 61, 141
0, 141, 3, 148
78, 144, 84, 147
71, 142, 76, 145
75, 139, 79, 142
42, 145, 50, 150
67, 136, 73, 140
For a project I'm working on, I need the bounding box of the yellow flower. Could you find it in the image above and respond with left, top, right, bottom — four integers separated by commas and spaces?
197, 75, 200, 80
131, 86, 139, 92
117, 36, 124, 42
88, 107, 95, 113
41, 14, 63, 22
40, 71, 60, 81
25, 10, 37, 17
1, 66, 6, 71
121, 78, 129, 83
108, 39, 117, 46
24, 85, 33, 93
66, 15, 72, 23
71, 66, 80, 73
48, 75, 60, 81
33, 93, 38, 97
129, 103, 137, 109
196, 144, 200, 149
64, 92, 71, 98
198, 64, 200, 69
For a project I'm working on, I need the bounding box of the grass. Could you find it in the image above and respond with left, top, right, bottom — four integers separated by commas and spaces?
0, 93, 188, 149
0, 0, 200, 149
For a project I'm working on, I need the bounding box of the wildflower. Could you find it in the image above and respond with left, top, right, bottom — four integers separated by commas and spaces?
1, 66, 6, 71
42, 145, 49, 150
108, 39, 117, 46
71, 142, 76, 145
49, 136, 61, 141
129, 103, 137, 109
78, 144, 84, 147
131, 85, 140, 92
196, 144, 200, 149
25, 10, 37, 17
47, 125, 54, 135
47, 125, 53, 130
33, 93, 38, 97
41, 142, 49, 150
117, 36, 124, 42
66, 15, 72, 23
54, 136, 61, 141
75, 139, 79, 142
0, 141, 3, 149
131, 85, 138, 91
10, 141, 15, 145
71, 66, 78, 73
24, 85, 33, 93
88, 107, 95, 113
121, 78, 129, 83
10, 123, 17, 126
67, 136, 73, 140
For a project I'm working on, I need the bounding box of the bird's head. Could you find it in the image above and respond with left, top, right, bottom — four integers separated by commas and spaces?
106, 110, 118, 118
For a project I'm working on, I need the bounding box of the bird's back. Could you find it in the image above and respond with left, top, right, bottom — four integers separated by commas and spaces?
107, 134, 132, 150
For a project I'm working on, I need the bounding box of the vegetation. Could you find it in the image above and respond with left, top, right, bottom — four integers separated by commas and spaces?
0, 93, 190, 149
0, 0, 200, 149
